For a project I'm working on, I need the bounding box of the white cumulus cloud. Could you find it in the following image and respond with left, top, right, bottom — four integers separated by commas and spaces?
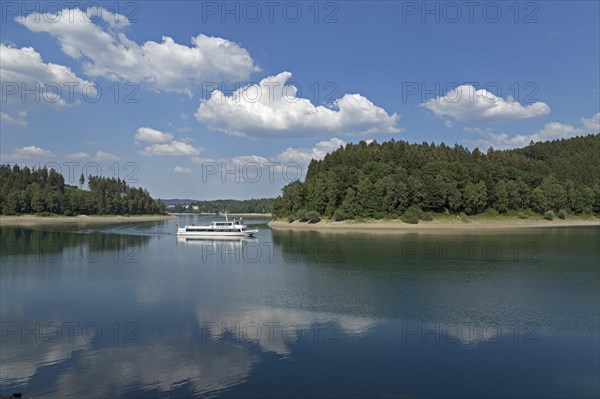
195, 71, 400, 137
1, 145, 55, 160
173, 165, 193, 174
65, 151, 90, 160
464, 112, 599, 150
15, 145, 55, 158
580, 112, 600, 132
276, 138, 346, 164
185, 138, 347, 182
93, 150, 120, 161
0, 43, 95, 113
423, 84, 550, 123
134, 127, 174, 143
135, 127, 201, 156
141, 141, 201, 156
230, 155, 272, 165
17, 7, 259, 95
1, 111, 27, 126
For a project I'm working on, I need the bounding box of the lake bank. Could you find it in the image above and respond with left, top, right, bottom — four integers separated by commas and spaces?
0, 214, 176, 226
268, 218, 600, 232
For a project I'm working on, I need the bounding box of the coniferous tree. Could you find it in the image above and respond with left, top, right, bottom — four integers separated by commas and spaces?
0, 165, 165, 216
273, 134, 600, 220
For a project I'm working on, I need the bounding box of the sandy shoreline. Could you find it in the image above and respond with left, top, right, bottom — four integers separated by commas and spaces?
0, 214, 176, 226
268, 218, 600, 232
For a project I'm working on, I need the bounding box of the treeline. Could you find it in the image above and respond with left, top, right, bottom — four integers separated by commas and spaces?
0, 164, 166, 215
273, 134, 600, 221
170, 198, 274, 214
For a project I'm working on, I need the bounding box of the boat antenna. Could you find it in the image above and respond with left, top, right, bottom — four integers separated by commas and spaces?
225, 212, 228, 221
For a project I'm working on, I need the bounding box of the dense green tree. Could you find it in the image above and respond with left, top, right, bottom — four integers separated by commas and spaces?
463, 181, 487, 215
407, 175, 426, 209
422, 174, 446, 211
529, 187, 548, 213
339, 187, 359, 218
0, 165, 165, 216
305, 177, 328, 215
494, 180, 509, 213
564, 180, 578, 211
272, 134, 600, 220
539, 176, 567, 210
4, 191, 19, 215
356, 176, 377, 217
593, 184, 600, 214
377, 176, 408, 215
30, 184, 45, 213
447, 185, 462, 213
506, 179, 530, 210
575, 186, 594, 214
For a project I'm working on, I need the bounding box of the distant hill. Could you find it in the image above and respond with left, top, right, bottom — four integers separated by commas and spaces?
274, 134, 600, 221
166, 198, 275, 214
161, 199, 198, 205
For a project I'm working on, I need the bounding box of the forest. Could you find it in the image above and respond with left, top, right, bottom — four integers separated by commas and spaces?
169, 198, 274, 214
0, 164, 166, 215
164, 198, 275, 213
273, 134, 600, 222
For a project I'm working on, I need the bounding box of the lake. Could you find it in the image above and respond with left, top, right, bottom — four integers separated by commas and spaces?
1, 217, 599, 398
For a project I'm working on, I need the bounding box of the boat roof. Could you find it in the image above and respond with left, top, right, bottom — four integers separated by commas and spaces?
184, 221, 246, 227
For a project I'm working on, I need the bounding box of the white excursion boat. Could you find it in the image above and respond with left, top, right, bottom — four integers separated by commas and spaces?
176, 214, 259, 238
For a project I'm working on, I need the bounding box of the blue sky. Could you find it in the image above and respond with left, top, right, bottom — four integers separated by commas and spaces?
1, 1, 599, 199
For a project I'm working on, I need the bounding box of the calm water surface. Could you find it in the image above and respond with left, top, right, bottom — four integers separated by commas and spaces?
1, 217, 599, 398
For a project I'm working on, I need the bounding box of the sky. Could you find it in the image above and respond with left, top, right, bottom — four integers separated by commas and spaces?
1, 0, 599, 200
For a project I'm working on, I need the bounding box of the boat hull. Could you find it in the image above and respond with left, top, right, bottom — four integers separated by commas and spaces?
177, 229, 258, 238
